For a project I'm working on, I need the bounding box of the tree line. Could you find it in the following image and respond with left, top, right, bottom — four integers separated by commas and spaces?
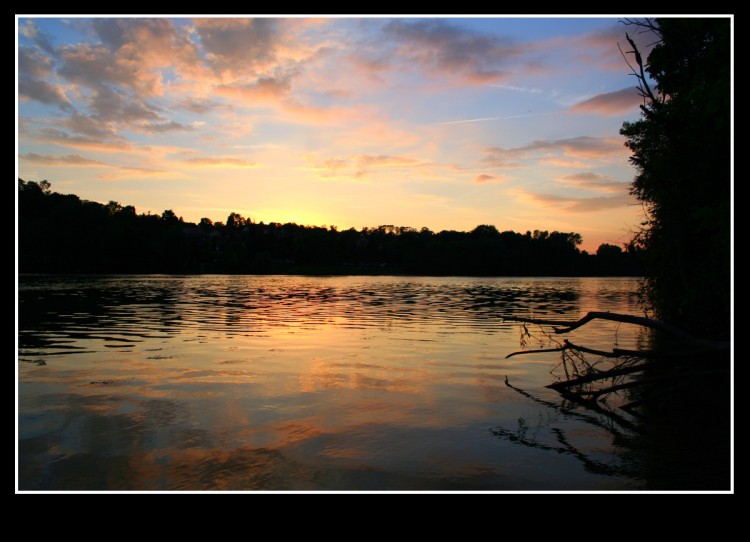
18, 179, 642, 277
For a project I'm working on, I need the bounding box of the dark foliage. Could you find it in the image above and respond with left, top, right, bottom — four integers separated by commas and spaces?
18, 179, 643, 277
620, 18, 730, 340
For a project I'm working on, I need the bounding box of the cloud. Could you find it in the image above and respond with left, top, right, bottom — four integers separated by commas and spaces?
513, 188, 633, 213
19, 152, 107, 166
56, 87, 191, 137
31, 126, 133, 152
19, 19, 57, 56
178, 97, 223, 114
379, 19, 524, 84
543, 136, 626, 159
474, 174, 504, 183
355, 155, 419, 168
63, 19, 200, 96
181, 157, 258, 168
136, 121, 194, 134
58, 44, 142, 91
541, 158, 590, 168
194, 18, 280, 74
96, 166, 170, 180
557, 172, 630, 194
19, 152, 168, 179
570, 87, 642, 115
61, 112, 118, 139
18, 46, 53, 78
483, 136, 627, 168
579, 21, 659, 72
18, 76, 73, 111
215, 76, 292, 104
124, 19, 206, 80
87, 86, 161, 122
301, 152, 425, 180
490, 83, 543, 95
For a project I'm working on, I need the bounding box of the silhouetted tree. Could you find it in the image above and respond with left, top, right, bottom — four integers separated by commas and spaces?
620, 17, 730, 340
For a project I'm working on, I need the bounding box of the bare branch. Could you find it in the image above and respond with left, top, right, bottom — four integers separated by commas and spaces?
625, 32, 660, 105
505, 345, 566, 359
501, 311, 729, 350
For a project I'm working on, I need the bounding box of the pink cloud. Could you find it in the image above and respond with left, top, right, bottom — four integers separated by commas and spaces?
570, 87, 642, 115
474, 174, 502, 183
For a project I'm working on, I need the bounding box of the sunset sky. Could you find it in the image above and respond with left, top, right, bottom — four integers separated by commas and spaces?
16, 15, 657, 252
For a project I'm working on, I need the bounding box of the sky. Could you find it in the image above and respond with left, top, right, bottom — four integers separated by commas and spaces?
16, 15, 660, 252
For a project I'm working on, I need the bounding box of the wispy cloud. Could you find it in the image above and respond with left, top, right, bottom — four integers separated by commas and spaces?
301, 152, 426, 180
30, 126, 133, 152
19, 152, 108, 167
19, 152, 168, 179
19, 19, 57, 55
436, 111, 559, 125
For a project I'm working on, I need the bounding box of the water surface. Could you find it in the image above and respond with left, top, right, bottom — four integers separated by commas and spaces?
18, 275, 648, 491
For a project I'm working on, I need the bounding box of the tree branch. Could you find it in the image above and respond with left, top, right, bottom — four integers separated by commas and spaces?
501, 311, 729, 350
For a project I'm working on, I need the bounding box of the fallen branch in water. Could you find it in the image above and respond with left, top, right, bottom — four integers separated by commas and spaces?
500, 311, 730, 417
502, 311, 729, 351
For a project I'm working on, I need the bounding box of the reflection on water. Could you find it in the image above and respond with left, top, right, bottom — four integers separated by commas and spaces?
18, 275, 647, 491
